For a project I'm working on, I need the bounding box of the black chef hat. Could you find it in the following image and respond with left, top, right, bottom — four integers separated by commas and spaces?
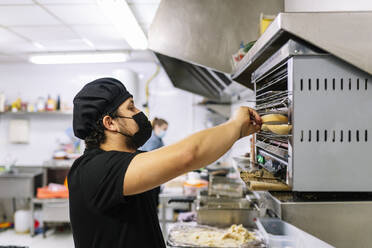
73, 77, 133, 139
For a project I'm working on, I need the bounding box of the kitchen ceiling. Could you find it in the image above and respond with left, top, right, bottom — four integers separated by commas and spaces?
0, 0, 160, 62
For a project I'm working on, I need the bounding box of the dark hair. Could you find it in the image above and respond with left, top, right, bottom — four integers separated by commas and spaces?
84, 110, 118, 149
151, 117, 168, 130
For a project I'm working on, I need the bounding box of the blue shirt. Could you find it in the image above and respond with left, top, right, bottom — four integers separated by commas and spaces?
141, 131, 164, 151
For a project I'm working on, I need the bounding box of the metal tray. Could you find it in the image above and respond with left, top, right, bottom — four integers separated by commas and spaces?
167, 223, 266, 248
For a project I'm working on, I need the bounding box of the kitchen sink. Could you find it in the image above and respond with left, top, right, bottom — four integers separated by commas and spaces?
0, 166, 43, 198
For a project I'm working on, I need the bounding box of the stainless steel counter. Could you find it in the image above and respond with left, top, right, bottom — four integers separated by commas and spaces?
31, 198, 70, 237
0, 167, 43, 198
260, 192, 372, 248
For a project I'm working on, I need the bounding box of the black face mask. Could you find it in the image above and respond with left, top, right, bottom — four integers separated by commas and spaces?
115, 112, 152, 148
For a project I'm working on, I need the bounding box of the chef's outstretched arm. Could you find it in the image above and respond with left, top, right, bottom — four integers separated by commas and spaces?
123, 106, 262, 196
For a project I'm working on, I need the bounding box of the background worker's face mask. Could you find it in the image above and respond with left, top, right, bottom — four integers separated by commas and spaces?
115, 112, 152, 148
158, 130, 166, 138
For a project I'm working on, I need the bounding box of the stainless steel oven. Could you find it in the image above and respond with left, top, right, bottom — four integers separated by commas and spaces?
252, 39, 372, 192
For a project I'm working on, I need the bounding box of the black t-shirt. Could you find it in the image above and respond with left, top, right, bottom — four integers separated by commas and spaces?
68, 148, 166, 248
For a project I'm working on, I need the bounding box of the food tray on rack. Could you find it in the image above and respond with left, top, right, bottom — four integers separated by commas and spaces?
240, 168, 291, 191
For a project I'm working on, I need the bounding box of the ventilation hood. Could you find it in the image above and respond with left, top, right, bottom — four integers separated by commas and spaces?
149, 1, 371, 99
148, 0, 284, 101
155, 52, 248, 103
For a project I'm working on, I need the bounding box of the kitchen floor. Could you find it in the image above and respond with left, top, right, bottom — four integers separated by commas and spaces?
0, 229, 74, 248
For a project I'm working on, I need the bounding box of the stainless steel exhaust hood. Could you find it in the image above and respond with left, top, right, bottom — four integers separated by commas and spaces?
149, 0, 284, 101
155, 52, 236, 102
149, 1, 371, 100
149, 0, 284, 73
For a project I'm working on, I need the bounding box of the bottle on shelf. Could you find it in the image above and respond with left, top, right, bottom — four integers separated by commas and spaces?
46, 94, 56, 111
56, 95, 61, 111
0, 92, 5, 112
21, 102, 27, 112
11, 98, 22, 112
37, 97, 45, 112
27, 101, 36, 112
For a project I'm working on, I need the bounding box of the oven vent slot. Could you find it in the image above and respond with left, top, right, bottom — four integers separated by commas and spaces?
299, 129, 369, 143
299, 77, 369, 92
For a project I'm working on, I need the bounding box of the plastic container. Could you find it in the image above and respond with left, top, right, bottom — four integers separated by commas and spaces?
37, 183, 69, 199
183, 180, 208, 196
14, 209, 31, 233
208, 175, 244, 198
256, 218, 297, 248
256, 218, 334, 248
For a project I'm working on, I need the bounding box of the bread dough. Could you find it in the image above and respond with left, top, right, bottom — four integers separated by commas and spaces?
170, 224, 256, 247
261, 114, 288, 124
261, 124, 270, 132
221, 224, 253, 244
248, 181, 291, 191
262, 124, 292, 135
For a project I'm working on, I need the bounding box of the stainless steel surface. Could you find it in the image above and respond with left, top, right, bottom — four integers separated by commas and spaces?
197, 195, 252, 209
31, 198, 70, 236
149, 0, 283, 98
233, 12, 372, 85
196, 208, 258, 229
42, 199, 69, 222
149, 0, 284, 74
232, 12, 372, 248
196, 195, 259, 228
0, 167, 42, 198
154, 52, 238, 101
252, 39, 325, 82
0, 166, 42, 178
290, 55, 372, 191
260, 192, 372, 248
253, 39, 372, 191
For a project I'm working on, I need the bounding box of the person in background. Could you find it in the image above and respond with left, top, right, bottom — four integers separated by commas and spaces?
141, 117, 169, 208
141, 117, 168, 152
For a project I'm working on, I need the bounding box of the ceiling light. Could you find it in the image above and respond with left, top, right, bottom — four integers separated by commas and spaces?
96, 0, 148, 50
32, 42, 45, 50
29, 52, 130, 64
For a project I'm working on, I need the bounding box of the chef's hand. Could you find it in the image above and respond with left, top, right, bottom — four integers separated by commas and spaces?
230, 106, 262, 139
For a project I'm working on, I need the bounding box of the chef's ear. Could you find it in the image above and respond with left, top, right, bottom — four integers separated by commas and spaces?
102, 115, 116, 131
